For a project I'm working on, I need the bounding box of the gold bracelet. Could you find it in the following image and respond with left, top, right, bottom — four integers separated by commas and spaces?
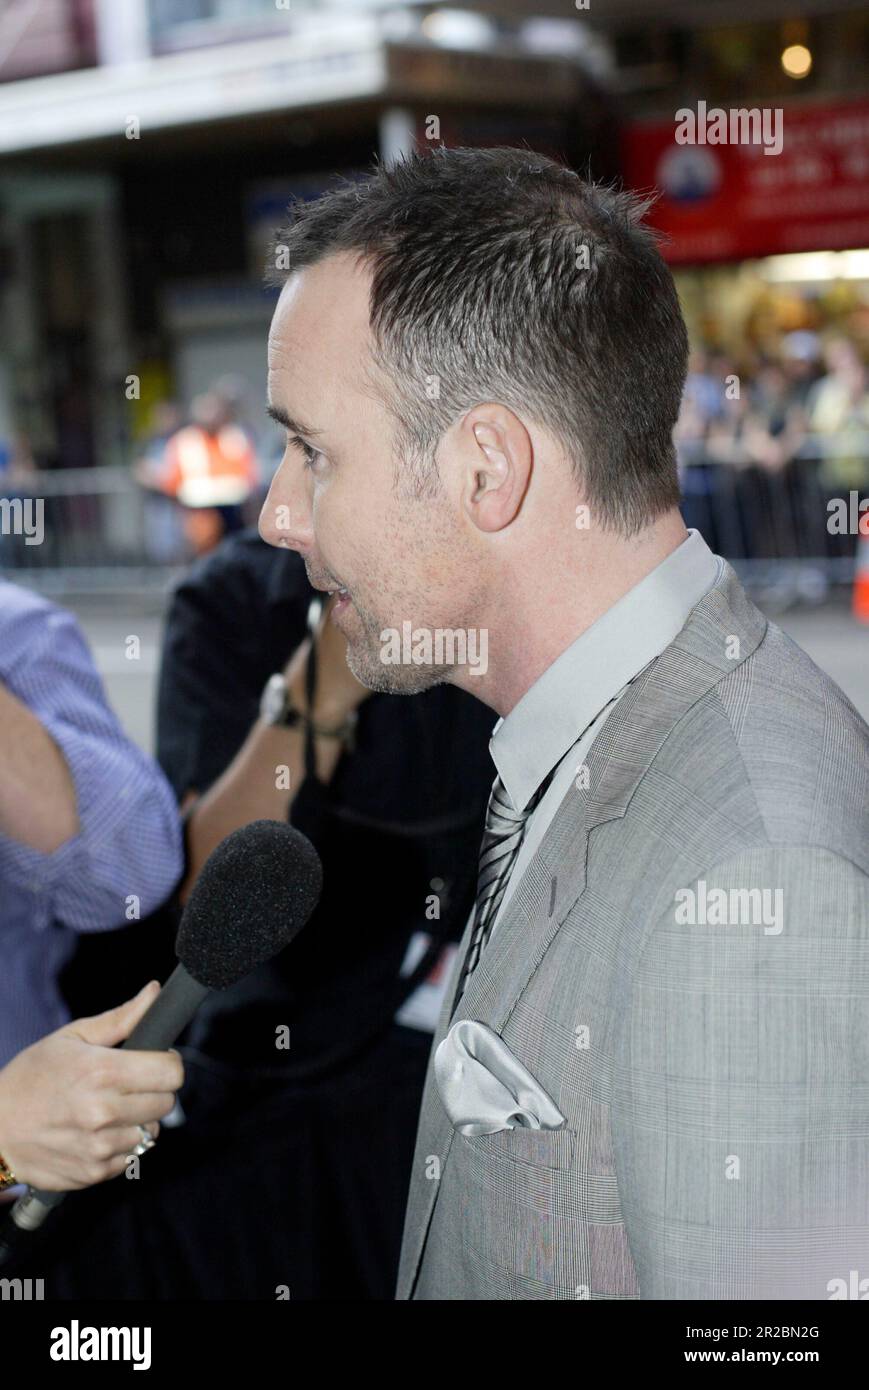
0, 1149, 18, 1191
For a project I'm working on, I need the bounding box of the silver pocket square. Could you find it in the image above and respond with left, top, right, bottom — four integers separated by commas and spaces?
434, 1019, 566, 1136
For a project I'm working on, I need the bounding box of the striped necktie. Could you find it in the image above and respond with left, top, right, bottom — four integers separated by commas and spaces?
450, 768, 555, 1016
447, 674, 647, 1021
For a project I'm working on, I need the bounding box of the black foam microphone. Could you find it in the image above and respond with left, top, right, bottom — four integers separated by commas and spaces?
0, 819, 322, 1253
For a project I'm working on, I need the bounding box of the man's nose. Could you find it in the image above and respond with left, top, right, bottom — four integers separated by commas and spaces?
258, 454, 313, 553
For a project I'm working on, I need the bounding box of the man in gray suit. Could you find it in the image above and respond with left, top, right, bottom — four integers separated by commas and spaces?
259, 146, 869, 1300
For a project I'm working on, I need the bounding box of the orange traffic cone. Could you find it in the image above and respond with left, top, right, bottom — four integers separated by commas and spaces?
853, 518, 869, 622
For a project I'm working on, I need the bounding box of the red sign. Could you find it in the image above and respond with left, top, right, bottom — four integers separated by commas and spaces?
621, 98, 869, 264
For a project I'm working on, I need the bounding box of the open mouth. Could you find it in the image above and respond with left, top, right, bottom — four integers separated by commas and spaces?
328, 587, 351, 614
308, 571, 352, 613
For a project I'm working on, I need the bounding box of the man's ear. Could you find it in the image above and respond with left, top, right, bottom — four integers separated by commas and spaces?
460, 407, 532, 533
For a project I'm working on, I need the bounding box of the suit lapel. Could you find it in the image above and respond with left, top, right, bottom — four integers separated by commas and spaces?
398, 560, 768, 1298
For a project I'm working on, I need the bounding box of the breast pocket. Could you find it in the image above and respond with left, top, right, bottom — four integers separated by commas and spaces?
456, 1125, 584, 1296
467, 1125, 575, 1171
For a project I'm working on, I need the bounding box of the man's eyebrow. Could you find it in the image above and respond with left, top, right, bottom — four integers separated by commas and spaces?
265, 402, 324, 439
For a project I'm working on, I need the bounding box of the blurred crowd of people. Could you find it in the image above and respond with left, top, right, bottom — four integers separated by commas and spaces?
678, 335, 869, 482
675, 334, 869, 564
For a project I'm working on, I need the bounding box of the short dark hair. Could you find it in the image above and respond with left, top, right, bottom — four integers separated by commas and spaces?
267, 145, 687, 535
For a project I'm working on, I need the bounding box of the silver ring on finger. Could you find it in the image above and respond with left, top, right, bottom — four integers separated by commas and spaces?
132, 1124, 157, 1158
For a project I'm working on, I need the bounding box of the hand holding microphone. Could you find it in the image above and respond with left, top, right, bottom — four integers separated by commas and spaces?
0, 819, 323, 1260
0, 981, 182, 1194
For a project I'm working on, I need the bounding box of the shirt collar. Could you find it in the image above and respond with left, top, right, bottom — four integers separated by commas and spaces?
490, 529, 722, 811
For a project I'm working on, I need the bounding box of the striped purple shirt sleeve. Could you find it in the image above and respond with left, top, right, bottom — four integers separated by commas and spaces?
0, 581, 183, 933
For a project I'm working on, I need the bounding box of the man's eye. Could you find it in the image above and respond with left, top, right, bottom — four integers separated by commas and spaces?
290, 435, 322, 468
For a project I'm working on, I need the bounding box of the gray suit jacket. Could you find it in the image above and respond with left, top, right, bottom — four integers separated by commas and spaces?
397, 560, 869, 1300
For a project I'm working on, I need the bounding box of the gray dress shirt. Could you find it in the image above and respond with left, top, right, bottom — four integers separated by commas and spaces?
487, 528, 720, 939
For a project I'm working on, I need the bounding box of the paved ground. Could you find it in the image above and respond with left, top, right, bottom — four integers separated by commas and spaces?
60, 591, 869, 756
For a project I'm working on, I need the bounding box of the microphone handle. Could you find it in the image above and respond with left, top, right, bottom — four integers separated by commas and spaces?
6, 964, 210, 1237
122, 962, 211, 1050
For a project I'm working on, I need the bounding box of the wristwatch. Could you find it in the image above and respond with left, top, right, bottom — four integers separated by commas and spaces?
0, 1149, 18, 1192
259, 674, 357, 750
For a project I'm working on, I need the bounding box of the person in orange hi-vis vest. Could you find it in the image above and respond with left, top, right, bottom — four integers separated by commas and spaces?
154, 390, 260, 556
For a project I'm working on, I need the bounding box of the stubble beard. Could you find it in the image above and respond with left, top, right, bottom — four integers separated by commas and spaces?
341, 595, 454, 696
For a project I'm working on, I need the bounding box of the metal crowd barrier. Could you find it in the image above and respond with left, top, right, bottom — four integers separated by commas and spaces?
0, 466, 188, 595
679, 432, 867, 611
